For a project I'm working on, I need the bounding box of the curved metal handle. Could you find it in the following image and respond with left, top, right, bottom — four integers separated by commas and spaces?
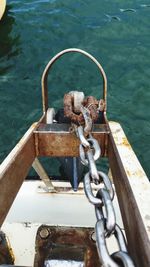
41, 48, 107, 113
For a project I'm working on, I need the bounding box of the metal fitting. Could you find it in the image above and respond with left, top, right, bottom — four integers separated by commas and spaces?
39, 228, 50, 239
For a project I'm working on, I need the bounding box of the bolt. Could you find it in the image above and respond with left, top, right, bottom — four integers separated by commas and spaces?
90, 231, 96, 242
39, 228, 50, 239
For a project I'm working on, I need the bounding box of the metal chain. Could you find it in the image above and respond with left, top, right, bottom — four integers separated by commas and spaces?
74, 122, 136, 267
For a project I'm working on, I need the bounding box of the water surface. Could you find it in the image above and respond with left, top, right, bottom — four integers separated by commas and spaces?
0, 0, 150, 178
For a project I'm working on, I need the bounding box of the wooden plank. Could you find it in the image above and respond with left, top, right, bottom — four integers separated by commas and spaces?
34, 123, 109, 157
0, 123, 38, 227
108, 121, 150, 267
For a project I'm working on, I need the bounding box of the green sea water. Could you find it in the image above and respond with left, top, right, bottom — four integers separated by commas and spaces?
0, 0, 150, 178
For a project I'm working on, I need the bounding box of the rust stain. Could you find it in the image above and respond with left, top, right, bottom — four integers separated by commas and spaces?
37, 131, 106, 157
126, 169, 131, 177
122, 137, 130, 147
114, 135, 131, 148
34, 225, 100, 267
125, 167, 145, 179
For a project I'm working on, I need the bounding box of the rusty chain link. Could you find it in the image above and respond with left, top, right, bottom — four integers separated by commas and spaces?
66, 92, 136, 267
64, 92, 104, 133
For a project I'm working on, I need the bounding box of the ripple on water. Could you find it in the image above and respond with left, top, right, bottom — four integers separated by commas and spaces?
105, 14, 121, 22
120, 8, 136, 13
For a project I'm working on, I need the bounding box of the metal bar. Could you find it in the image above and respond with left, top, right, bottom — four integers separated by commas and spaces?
41, 48, 107, 113
34, 123, 109, 157
35, 123, 109, 133
0, 123, 38, 227
32, 158, 56, 192
107, 121, 150, 267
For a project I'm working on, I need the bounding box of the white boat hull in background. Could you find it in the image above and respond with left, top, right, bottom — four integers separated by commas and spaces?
0, 0, 6, 20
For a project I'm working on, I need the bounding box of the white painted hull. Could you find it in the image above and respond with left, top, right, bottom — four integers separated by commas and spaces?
2, 181, 123, 266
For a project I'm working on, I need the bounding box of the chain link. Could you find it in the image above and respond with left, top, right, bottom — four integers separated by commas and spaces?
74, 121, 136, 267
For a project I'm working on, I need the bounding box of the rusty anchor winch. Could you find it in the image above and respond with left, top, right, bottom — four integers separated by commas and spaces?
36, 48, 136, 266
41, 48, 107, 191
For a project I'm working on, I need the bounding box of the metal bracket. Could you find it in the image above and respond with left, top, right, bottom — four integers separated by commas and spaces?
32, 158, 56, 193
